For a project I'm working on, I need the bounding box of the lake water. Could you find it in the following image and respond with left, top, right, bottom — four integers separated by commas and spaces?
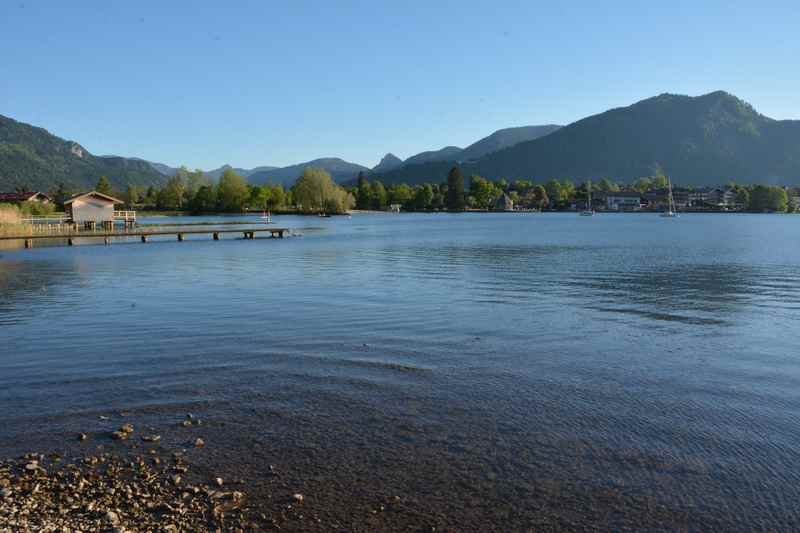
2, 213, 800, 530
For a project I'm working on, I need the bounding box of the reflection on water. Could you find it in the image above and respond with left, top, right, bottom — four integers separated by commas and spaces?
2, 213, 800, 529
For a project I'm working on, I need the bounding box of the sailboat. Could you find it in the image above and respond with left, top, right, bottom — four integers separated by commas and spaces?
661, 178, 678, 218
580, 181, 595, 216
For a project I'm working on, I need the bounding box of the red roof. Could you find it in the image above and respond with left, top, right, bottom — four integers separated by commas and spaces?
0, 191, 51, 202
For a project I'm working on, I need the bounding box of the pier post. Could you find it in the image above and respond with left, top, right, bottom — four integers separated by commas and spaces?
67, 237, 74, 246
178, 233, 184, 242
24, 238, 32, 249
104, 237, 110, 245
213, 232, 220, 240
141, 235, 148, 243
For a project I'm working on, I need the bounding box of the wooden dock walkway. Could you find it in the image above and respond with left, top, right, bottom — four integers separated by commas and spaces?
0, 227, 289, 249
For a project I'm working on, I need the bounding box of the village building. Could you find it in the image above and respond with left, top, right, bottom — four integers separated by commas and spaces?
64, 191, 124, 229
495, 193, 514, 211
720, 187, 747, 209
605, 191, 642, 211
644, 187, 690, 209
0, 191, 52, 204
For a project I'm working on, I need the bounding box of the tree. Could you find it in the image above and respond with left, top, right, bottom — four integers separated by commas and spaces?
511, 180, 533, 195
370, 181, 387, 210
413, 184, 434, 210
217, 168, 250, 212
292, 167, 354, 214
96, 175, 112, 195
521, 184, 549, 210
186, 168, 210, 201
51, 182, 70, 209
789, 190, 798, 213
446, 166, 465, 211
158, 174, 186, 209
544, 179, 562, 208
249, 185, 270, 209
388, 183, 413, 207
633, 177, 653, 193
144, 186, 157, 205
561, 180, 576, 203
749, 185, 787, 212
651, 164, 669, 189
356, 172, 371, 210
189, 185, 217, 213
469, 175, 500, 210
125, 184, 141, 207
266, 184, 285, 209
597, 177, 619, 192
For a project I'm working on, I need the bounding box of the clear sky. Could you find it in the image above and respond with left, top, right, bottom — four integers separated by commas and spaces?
2, 1, 798, 170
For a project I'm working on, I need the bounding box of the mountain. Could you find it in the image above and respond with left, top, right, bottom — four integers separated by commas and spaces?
371, 125, 562, 179
204, 165, 278, 181
248, 158, 370, 186
402, 146, 463, 167
143, 161, 278, 180
372, 153, 404, 173
469, 91, 800, 186
458, 125, 561, 161
141, 160, 179, 177
0, 114, 166, 192
374, 92, 800, 187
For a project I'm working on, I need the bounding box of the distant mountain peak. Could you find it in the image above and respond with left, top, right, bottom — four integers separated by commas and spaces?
372, 153, 403, 172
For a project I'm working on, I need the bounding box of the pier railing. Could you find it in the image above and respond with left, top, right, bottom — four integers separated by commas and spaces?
19, 211, 137, 228
21, 213, 69, 224
114, 210, 137, 223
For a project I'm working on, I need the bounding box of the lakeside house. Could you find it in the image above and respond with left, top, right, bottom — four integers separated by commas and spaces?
643, 187, 691, 209
389, 203, 401, 213
496, 193, 514, 211
0, 191, 52, 204
787, 187, 800, 208
605, 191, 642, 211
65, 191, 124, 227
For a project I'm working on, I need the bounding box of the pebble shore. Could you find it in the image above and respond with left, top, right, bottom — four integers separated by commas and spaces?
0, 449, 254, 532
0, 416, 278, 532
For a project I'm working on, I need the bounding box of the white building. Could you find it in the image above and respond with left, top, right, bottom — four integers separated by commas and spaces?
605, 192, 641, 211
65, 191, 123, 226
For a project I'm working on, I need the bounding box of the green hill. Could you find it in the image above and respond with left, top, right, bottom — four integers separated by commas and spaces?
374, 92, 800, 186
0, 114, 166, 193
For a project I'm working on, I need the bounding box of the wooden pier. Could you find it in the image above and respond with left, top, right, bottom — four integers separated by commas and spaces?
1, 227, 289, 249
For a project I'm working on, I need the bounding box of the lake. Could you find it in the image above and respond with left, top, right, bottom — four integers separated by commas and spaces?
2, 212, 799, 530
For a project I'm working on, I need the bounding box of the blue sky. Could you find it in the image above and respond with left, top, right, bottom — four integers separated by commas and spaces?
2, 1, 798, 170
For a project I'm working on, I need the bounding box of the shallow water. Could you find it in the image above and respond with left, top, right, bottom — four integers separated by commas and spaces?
2, 213, 800, 530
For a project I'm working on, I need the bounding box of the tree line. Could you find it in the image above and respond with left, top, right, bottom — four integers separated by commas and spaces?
353, 167, 796, 213
46, 166, 355, 214
31, 164, 799, 215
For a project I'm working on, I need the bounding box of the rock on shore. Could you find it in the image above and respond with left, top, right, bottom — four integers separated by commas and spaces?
0, 452, 252, 531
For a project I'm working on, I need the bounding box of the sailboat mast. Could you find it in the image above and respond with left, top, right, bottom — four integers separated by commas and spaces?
668, 178, 675, 212
588, 181, 592, 209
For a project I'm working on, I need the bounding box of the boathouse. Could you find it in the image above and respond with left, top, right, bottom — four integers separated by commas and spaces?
65, 191, 123, 227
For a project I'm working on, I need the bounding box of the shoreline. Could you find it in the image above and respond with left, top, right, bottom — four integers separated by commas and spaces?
1, 400, 783, 532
